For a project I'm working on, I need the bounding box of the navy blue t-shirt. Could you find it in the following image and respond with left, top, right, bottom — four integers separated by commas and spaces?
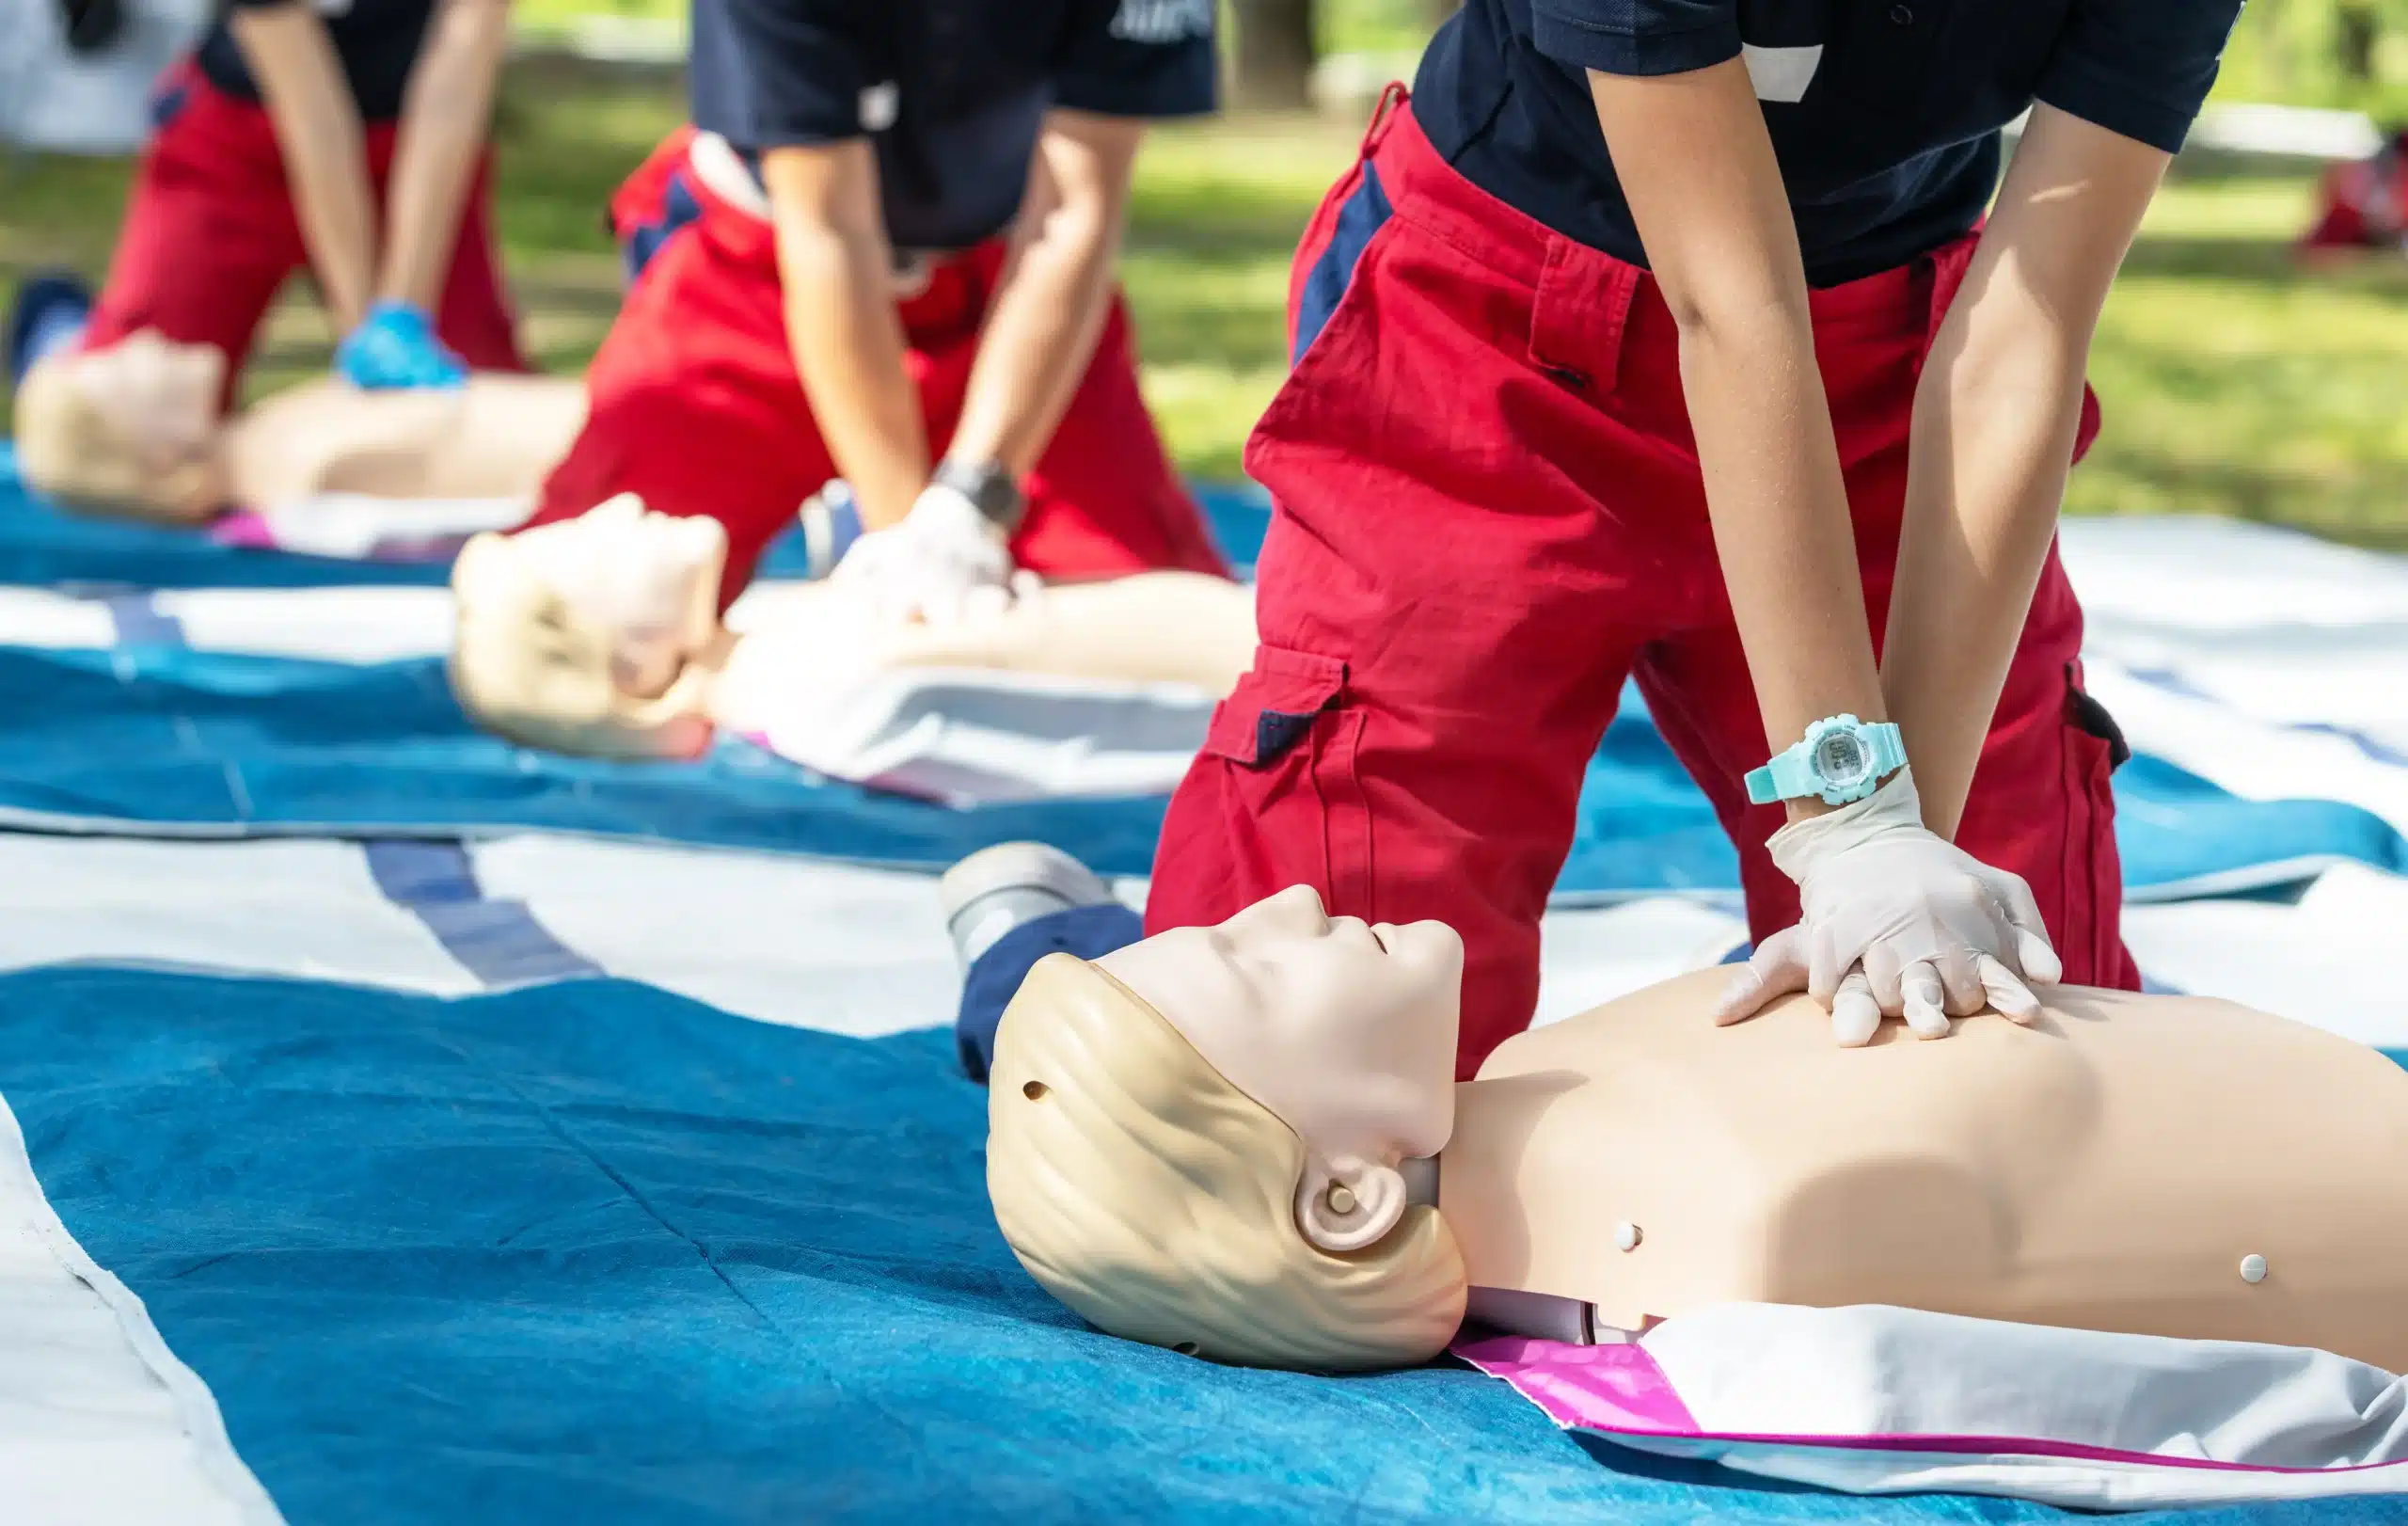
1414, 0, 2243, 286
689, 0, 1218, 252
194, 0, 436, 124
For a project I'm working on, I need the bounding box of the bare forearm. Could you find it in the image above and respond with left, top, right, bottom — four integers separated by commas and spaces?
237, 12, 374, 331
1586, 62, 1882, 818
1681, 305, 1887, 799
1881, 103, 2166, 840
377, 0, 508, 310
948, 200, 1119, 476
779, 227, 929, 531
1883, 307, 2089, 840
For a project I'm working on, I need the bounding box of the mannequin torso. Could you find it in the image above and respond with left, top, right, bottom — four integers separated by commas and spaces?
1444, 969, 2408, 1368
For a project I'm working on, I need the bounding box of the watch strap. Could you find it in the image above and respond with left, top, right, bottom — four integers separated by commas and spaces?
1744, 718, 1909, 805
931, 457, 1025, 533
1863, 721, 1908, 781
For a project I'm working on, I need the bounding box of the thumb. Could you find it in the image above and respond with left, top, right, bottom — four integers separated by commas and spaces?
1715, 927, 1808, 1025
1988, 872, 2063, 984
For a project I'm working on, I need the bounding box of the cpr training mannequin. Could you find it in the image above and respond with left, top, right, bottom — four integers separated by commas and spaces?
448, 499, 1257, 761
12, 330, 586, 524
986, 886, 2408, 1375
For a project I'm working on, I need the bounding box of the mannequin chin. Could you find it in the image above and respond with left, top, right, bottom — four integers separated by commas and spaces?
988, 888, 2408, 1374
15, 332, 230, 522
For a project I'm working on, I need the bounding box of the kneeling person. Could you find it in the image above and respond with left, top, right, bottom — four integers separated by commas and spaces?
522, 0, 1230, 616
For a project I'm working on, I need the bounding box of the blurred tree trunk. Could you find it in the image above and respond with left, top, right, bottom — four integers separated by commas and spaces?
1231, 0, 1317, 111
2335, 3, 2379, 82
1422, 0, 1462, 26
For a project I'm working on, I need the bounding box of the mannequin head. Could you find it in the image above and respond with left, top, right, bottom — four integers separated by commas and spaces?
448, 496, 726, 760
13, 332, 228, 521
986, 888, 1468, 1370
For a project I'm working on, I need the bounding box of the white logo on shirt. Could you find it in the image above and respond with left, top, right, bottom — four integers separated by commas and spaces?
1109, 0, 1211, 44
1741, 43, 1823, 103
860, 81, 900, 132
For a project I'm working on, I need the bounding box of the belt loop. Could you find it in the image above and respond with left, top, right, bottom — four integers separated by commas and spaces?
1359, 81, 1408, 159
1529, 237, 1640, 397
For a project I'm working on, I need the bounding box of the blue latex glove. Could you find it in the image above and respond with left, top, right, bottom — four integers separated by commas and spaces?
335, 301, 467, 390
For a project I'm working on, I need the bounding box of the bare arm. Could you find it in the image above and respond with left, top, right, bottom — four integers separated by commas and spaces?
1883, 104, 2165, 839
375, 0, 511, 312
945, 109, 1143, 478
1587, 63, 1882, 818
230, 3, 375, 333
758, 141, 928, 532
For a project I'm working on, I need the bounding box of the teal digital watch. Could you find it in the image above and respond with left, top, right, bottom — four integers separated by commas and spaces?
1745, 714, 1907, 807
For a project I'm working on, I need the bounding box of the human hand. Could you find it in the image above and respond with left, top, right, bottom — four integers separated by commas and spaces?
335, 301, 467, 390
830, 478, 1014, 626
1714, 769, 2061, 1045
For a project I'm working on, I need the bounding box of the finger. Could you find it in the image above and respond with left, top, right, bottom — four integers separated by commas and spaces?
1807, 924, 1851, 1005
1976, 955, 2042, 1024
1830, 968, 1881, 1047
1934, 946, 1988, 1015
1899, 960, 1951, 1040
1715, 929, 1809, 1025
1860, 941, 1907, 1015
1988, 876, 2064, 984
2013, 928, 2064, 987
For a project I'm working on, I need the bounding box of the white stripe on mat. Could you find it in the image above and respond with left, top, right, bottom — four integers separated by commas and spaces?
2124, 864, 2408, 1048
0, 834, 966, 1035
467, 836, 962, 1036
0, 1094, 283, 1526
0, 837, 477, 995
3, 831, 2399, 1048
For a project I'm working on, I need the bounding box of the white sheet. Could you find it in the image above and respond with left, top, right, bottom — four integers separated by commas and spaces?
1624, 1304, 2408, 1509
0, 1094, 281, 1526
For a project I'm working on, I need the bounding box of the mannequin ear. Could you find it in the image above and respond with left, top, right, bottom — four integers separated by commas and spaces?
1295, 1154, 1408, 1254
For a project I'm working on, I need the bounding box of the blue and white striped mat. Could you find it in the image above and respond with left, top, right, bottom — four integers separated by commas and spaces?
2, 450, 2404, 1523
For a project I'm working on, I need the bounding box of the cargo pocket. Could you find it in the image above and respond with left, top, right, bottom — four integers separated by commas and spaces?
1201, 645, 1374, 916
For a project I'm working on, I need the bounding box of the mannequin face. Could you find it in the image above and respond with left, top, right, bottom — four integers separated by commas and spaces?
504, 497, 723, 697
1099, 885, 1463, 1252
19, 332, 228, 518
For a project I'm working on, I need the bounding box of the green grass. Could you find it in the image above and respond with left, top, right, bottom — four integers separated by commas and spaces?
4, 63, 2404, 545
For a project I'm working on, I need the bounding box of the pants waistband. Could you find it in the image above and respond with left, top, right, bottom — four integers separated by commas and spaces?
1366, 95, 1973, 336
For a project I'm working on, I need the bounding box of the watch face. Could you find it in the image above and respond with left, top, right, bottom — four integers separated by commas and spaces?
1813, 729, 1870, 787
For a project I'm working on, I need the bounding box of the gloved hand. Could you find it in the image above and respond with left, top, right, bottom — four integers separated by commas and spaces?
1715, 768, 2062, 1045
336, 301, 467, 390
831, 478, 1015, 626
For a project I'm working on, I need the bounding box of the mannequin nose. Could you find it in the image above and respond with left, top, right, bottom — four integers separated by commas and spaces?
1256, 882, 1330, 932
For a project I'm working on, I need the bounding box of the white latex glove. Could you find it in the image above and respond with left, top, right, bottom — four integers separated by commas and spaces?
831, 480, 1014, 628
1715, 768, 2063, 1046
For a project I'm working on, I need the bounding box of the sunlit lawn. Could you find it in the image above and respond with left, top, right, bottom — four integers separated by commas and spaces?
4, 60, 2402, 546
